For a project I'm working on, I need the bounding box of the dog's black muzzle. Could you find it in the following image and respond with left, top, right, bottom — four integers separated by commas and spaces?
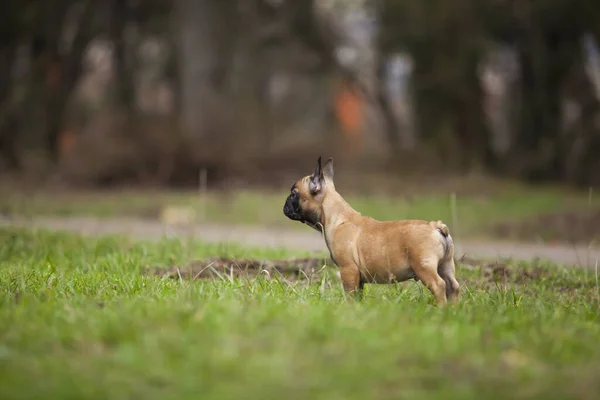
283, 193, 303, 222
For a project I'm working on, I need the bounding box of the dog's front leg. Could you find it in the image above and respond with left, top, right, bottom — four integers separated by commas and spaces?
340, 265, 363, 301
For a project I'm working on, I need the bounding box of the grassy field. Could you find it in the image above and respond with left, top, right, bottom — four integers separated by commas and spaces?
1, 227, 599, 399
1, 179, 598, 241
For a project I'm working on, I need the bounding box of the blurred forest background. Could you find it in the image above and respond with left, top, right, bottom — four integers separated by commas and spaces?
1, 0, 600, 189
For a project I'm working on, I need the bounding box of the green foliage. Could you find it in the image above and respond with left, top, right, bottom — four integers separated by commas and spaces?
0, 227, 599, 399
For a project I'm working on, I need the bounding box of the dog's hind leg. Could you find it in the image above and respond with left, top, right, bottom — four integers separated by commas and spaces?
438, 258, 460, 304
413, 257, 447, 305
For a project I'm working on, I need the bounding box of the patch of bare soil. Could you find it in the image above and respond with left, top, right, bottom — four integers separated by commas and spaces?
149, 254, 570, 285
147, 257, 331, 283
146, 255, 596, 298
491, 210, 600, 245
459, 255, 551, 285
458, 255, 596, 295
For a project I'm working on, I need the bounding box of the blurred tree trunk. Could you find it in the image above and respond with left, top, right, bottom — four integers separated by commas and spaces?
175, 0, 235, 142
409, 7, 490, 170
560, 48, 600, 186
411, 55, 490, 169
511, 32, 561, 181
108, 0, 134, 111
507, 6, 587, 183
41, 0, 94, 161
375, 62, 402, 151
379, 0, 492, 170
0, 43, 19, 170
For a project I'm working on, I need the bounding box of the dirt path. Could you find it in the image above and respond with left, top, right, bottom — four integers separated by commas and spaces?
1, 215, 598, 268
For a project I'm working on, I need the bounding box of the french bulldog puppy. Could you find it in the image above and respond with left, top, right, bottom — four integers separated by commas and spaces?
283, 157, 459, 305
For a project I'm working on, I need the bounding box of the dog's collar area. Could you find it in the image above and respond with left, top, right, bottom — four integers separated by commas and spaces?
303, 221, 323, 233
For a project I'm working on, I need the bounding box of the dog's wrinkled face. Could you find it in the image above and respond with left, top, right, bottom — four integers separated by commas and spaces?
283, 156, 334, 231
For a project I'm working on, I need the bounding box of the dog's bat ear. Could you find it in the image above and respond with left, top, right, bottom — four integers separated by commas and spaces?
309, 156, 325, 195
323, 157, 334, 182
313, 156, 323, 179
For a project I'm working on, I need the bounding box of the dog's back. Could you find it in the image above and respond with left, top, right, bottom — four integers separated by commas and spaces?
349, 217, 453, 263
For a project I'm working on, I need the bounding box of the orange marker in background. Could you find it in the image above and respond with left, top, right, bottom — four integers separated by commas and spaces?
334, 77, 364, 158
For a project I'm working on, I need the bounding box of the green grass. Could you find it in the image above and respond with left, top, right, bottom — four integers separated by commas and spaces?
0, 227, 599, 399
1, 180, 598, 241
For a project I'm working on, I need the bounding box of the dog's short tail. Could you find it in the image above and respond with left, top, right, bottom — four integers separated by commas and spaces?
430, 220, 453, 258
430, 220, 449, 237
